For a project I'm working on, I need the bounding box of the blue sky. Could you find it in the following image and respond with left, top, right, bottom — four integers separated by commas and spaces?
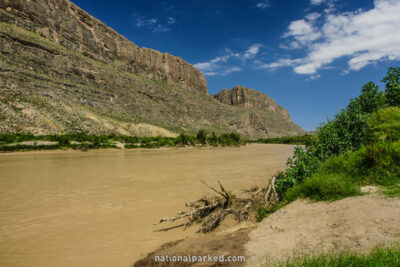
70, 0, 400, 131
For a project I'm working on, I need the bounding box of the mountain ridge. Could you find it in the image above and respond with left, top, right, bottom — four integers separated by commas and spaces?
0, 0, 304, 138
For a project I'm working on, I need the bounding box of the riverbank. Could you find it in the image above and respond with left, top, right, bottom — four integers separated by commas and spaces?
134, 189, 400, 266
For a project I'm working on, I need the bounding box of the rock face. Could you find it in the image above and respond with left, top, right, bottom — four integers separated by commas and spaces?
0, 0, 303, 138
0, 0, 207, 94
213, 87, 303, 137
214, 86, 292, 122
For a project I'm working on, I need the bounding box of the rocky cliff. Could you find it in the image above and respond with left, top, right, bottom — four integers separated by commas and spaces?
0, 0, 207, 94
0, 0, 303, 138
214, 86, 292, 122
213, 87, 303, 137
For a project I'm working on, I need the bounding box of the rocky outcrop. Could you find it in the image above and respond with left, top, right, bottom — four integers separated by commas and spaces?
213, 87, 304, 136
214, 86, 292, 122
0, 0, 207, 94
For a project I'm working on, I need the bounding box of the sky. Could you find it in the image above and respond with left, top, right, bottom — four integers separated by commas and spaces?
70, 0, 400, 131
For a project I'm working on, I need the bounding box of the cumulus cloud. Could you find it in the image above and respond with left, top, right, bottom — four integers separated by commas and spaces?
262, 0, 400, 74
282, 19, 322, 49
194, 44, 261, 76
256, 0, 270, 9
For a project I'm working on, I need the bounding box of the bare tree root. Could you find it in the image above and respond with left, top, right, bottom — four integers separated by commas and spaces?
154, 177, 279, 233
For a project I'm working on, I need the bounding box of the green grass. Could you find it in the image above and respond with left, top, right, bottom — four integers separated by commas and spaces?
285, 173, 362, 202
383, 183, 400, 198
266, 244, 400, 267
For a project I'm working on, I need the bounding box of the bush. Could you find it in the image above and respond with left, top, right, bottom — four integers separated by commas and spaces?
207, 132, 218, 146
285, 173, 361, 202
196, 129, 207, 145
368, 107, 400, 142
256, 134, 315, 145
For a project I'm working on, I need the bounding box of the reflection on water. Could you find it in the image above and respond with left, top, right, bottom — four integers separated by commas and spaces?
0, 144, 293, 267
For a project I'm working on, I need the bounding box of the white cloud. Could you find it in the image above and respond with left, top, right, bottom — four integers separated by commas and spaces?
194, 44, 261, 76
167, 17, 176, 25
255, 58, 303, 70
256, 1, 270, 9
285, 19, 314, 36
204, 67, 242, 77
134, 16, 173, 32
309, 74, 321, 80
243, 44, 261, 59
264, 0, 400, 74
282, 19, 322, 48
311, 0, 325, 5
305, 12, 321, 21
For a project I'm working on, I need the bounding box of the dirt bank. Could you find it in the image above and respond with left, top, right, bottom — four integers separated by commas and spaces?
134, 217, 255, 267
135, 191, 400, 266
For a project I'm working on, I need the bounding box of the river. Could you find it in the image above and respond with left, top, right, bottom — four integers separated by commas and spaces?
0, 144, 294, 267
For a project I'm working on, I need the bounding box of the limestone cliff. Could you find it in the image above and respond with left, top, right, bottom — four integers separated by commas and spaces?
0, 0, 303, 138
214, 86, 292, 122
0, 0, 207, 94
213, 87, 304, 137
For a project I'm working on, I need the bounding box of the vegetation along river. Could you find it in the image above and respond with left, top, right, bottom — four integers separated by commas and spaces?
0, 144, 294, 267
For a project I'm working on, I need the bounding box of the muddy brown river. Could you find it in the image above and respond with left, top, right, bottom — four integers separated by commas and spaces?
0, 144, 294, 267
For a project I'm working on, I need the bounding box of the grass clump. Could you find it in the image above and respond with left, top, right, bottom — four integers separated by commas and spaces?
267, 244, 400, 267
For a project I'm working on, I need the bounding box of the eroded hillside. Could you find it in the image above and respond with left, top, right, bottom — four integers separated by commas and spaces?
0, 0, 303, 138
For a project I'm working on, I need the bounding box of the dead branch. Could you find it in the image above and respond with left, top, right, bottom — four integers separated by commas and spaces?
154, 178, 280, 233
201, 180, 228, 199
154, 223, 186, 232
217, 180, 230, 199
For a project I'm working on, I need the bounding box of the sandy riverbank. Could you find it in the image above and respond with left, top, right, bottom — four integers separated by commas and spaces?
135, 190, 400, 266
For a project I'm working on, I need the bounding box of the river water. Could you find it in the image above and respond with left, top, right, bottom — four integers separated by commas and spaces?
0, 144, 294, 267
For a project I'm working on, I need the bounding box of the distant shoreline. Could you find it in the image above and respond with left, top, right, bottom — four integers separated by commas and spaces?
0, 143, 296, 156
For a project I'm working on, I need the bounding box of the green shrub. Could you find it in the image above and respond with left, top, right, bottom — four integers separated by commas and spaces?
256, 134, 315, 145
207, 132, 218, 146
196, 129, 207, 145
275, 67, 400, 197
368, 107, 400, 142
285, 173, 361, 202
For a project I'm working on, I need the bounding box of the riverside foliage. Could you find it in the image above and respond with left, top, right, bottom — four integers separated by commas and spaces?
0, 131, 243, 152
275, 67, 400, 200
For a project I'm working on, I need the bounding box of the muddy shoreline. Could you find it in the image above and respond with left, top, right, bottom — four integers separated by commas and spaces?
135, 192, 400, 267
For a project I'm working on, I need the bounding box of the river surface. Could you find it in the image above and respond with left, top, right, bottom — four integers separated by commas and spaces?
0, 144, 294, 267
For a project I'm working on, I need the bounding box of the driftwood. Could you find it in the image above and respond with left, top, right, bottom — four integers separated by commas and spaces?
154, 176, 279, 233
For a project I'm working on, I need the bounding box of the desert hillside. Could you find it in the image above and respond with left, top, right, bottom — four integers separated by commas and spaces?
0, 0, 303, 138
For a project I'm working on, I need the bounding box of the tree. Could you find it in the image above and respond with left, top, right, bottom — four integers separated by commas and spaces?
382, 67, 400, 107
358, 82, 383, 113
